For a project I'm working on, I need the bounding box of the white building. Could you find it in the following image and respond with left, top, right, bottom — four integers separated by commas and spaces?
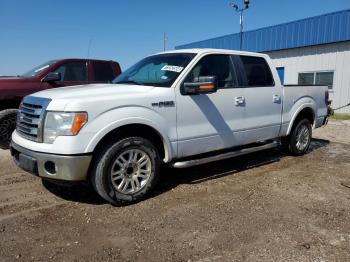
176, 9, 350, 114
268, 41, 350, 113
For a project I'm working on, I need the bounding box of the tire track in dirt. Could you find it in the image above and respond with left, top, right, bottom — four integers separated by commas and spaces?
0, 150, 65, 221
0, 202, 66, 222
0, 123, 350, 261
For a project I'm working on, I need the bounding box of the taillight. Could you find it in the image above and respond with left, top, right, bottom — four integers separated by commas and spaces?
325, 90, 329, 104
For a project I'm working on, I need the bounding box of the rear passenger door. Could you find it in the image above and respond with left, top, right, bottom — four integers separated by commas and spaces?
232, 55, 282, 143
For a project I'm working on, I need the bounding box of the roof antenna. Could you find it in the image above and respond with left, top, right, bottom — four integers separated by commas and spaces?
87, 38, 92, 59
163, 32, 168, 51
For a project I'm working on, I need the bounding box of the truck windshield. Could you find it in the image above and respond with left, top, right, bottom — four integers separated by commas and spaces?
21, 60, 57, 77
113, 53, 196, 87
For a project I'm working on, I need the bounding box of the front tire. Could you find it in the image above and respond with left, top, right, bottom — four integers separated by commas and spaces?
0, 109, 18, 150
90, 137, 160, 205
284, 119, 312, 156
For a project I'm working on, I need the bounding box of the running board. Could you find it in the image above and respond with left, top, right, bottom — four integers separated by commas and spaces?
171, 141, 280, 169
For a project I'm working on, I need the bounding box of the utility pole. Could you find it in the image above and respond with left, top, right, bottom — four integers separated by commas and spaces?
229, 0, 250, 50
87, 38, 92, 59
163, 32, 168, 51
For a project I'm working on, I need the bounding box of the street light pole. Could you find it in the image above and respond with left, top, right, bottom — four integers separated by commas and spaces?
229, 0, 250, 50
239, 9, 243, 51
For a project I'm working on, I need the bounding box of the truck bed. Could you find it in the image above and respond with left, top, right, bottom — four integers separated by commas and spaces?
280, 85, 328, 136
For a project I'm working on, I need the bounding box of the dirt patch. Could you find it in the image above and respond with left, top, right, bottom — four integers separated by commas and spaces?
0, 122, 349, 261
313, 120, 350, 144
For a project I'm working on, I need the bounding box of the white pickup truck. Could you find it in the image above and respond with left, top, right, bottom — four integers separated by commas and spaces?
11, 49, 329, 205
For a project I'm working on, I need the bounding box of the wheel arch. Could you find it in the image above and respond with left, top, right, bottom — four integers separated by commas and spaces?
87, 121, 174, 163
0, 108, 19, 150
287, 106, 315, 136
0, 99, 21, 111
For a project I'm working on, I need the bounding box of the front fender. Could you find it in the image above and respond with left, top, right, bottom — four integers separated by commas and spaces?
81, 106, 177, 162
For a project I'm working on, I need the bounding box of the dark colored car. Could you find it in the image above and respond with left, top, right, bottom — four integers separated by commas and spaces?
0, 58, 121, 149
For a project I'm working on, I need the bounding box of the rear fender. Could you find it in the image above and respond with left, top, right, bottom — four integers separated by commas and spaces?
286, 99, 316, 136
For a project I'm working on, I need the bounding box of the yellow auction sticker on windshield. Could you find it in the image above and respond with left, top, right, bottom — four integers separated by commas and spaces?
161, 65, 184, 73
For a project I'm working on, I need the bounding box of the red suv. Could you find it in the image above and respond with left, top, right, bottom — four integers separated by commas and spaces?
0, 58, 121, 149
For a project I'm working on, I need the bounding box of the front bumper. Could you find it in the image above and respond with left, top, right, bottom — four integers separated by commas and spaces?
11, 142, 92, 182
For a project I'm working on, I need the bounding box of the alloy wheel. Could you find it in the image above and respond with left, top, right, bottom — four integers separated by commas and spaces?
110, 149, 152, 195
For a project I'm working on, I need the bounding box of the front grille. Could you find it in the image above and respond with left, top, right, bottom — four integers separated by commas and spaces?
16, 96, 51, 142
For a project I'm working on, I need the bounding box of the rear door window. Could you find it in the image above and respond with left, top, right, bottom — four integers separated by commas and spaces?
236, 56, 274, 87
93, 62, 114, 82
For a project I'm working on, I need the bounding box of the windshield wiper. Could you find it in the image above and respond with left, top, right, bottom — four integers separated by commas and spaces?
115, 80, 142, 85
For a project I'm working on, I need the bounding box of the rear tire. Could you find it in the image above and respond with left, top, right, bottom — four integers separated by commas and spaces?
0, 109, 18, 150
283, 118, 312, 156
90, 137, 160, 205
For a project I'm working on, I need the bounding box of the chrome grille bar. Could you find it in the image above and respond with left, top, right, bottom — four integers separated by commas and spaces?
20, 106, 43, 115
16, 96, 51, 142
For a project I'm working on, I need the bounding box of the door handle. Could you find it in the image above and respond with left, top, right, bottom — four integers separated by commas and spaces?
273, 94, 281, 103
235, 96, 245, 106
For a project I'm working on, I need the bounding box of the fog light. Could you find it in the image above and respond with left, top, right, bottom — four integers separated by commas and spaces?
44, 161, 57, 175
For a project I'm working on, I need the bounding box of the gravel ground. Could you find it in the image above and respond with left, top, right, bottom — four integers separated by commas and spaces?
0, 121, 350, 262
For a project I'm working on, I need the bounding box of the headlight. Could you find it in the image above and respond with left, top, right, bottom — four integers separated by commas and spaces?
44, 112, 88, 143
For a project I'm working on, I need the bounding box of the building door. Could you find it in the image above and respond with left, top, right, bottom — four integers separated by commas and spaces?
276, 67, 285, 85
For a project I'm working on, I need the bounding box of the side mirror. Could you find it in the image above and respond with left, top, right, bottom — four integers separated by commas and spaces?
42, 72, 61, 82
183, 76, 217, 95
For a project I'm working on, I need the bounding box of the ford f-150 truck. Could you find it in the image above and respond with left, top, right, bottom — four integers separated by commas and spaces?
0, 58, 121, 149
11, 49, 329, 205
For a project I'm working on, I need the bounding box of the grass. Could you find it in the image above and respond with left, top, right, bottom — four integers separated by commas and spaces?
331, 113, 350, 121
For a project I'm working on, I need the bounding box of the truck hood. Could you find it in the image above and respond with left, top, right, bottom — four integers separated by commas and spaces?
32, 83, 155, 100
28, 83, 172, 117
0, 76, 22, 80
0, 76, 33, 83
0, 76, 39, 99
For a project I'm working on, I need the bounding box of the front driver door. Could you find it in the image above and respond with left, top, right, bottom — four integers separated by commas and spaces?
175, 54, 247, 158
47, 61, 89, 88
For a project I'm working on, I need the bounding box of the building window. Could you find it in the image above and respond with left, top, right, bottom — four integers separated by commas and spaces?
315, 72, 334, 89
298, 73, 314, 85
298, 71, 334, 89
